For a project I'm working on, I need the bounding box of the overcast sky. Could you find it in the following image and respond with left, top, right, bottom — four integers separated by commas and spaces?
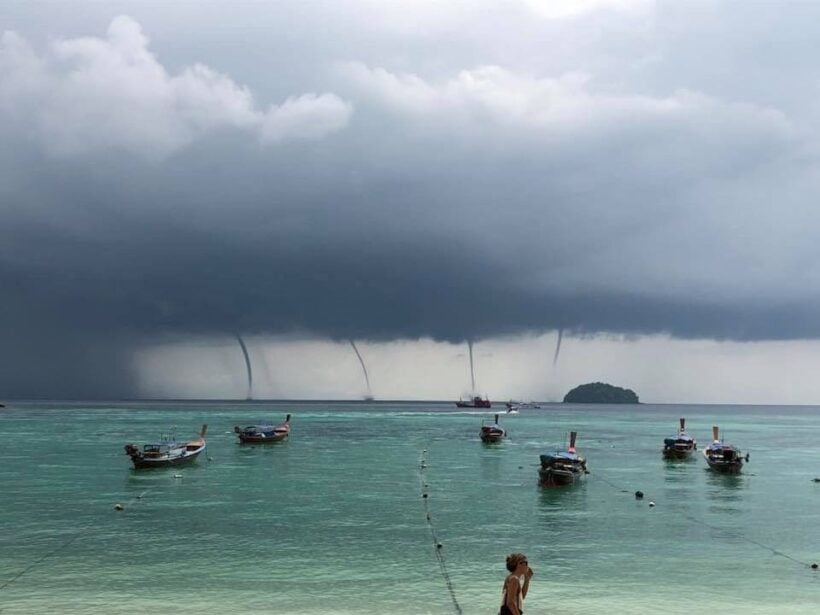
4, 1, 820, 402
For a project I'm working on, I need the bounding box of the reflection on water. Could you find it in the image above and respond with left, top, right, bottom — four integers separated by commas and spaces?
705, 471, 745, 515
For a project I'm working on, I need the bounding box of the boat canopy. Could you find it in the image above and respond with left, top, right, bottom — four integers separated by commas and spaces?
540, 452, 580, 463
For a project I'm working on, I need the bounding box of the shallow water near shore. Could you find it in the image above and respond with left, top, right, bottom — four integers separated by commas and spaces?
1, 401, 820, 614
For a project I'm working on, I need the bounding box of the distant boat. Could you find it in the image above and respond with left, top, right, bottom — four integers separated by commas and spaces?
703, 425, 746, 474
663, 417, 697, 460
124, 424, 207, 469
234, 414, 291, 444
539, 431, 588, 487
506, 400, 540, 411
480, 414, 506, 443
456, 396, 492, 408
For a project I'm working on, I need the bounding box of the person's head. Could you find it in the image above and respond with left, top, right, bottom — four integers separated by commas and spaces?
506, 553, 528, 573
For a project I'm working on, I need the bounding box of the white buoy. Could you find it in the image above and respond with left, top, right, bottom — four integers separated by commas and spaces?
649, 501, 656, 507
173, 474, 183, 479
114, 503, 124, 511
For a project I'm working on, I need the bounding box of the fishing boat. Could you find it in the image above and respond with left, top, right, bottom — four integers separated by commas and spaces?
480, 414, 506, 443
703, 425, 747, 474
456, 395, 492, 408
234, 414, 291, 443
539, 431, 587, 487
124, 424, 208, 469
663, 417, 697, 460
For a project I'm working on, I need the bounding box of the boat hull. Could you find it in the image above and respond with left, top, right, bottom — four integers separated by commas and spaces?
538, 467, 583, 487
129, 446, 205, 470
663, 448, 695, 460
238, 433, 289, 444
703, 450, 743, 474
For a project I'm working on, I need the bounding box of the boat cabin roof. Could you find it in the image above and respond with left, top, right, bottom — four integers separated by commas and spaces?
144, 443, 173, 452
665, 434, 694, 443
707, 441, 736, 450
541, 451, 581, 462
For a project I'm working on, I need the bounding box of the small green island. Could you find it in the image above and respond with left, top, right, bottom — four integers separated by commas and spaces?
563, 382, 640, 404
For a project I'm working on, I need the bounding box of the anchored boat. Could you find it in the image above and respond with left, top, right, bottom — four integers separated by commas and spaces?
663, 417, 697, 460
539, 431, 588, 487
456, 396, 492, 408
703, 425, 747, 474
124, 424, 207, 469
480, 414, 506, 443
234, 414, 291, 443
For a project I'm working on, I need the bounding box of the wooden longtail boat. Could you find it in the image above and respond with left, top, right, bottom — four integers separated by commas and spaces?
539, 431, 588, 487
234, 414, 291, 443
663, 417, 697, 460
480, 414, 506, 443
124, 424, 207, 470
703, 425, 747, 474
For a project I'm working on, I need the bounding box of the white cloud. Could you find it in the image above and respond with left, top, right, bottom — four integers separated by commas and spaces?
261, 93, 353, 144
341, 61, 791, 140
521, 0, 653, 20
0, 16, 352, 158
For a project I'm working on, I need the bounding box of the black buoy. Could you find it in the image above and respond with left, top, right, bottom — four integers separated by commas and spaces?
812, 478, 820, 483
422, 493, 428, 499
635, 491, 644, 500
812, 563, 818, 570
436, 543, 443, 549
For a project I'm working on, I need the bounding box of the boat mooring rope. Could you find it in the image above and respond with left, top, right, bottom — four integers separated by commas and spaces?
419, 449, 464, 615
592, 469, 816, 569
0, 489, 150, 593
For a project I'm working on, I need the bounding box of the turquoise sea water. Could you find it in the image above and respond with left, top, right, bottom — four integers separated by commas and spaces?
1, 401, 820, 614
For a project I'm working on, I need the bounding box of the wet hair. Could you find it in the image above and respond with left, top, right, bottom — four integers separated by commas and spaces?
506, 553, 527, 572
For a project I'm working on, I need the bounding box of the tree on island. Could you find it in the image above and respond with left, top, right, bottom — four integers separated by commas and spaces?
563, 382, 640, 404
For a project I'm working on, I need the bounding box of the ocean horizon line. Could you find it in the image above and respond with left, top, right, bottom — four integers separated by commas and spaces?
3, 397, 820, 408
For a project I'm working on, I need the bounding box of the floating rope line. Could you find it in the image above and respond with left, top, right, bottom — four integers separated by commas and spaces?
592, 469, 815, 569
0, 489, 150, 592
418, 449, 464, 615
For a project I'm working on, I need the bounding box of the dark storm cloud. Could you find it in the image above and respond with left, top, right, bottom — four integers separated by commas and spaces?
3, 5, 820, 396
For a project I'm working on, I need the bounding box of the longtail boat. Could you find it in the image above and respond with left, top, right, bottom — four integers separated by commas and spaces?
703, 425, 746, 474
124, 424, 207, 470
480, 414, 506, 443
539, 431, 588, 487
234, 414, 291, 443
663, 417, 697, 460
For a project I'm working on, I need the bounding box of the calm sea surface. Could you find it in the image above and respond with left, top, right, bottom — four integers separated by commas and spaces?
1, 401, 820, 614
